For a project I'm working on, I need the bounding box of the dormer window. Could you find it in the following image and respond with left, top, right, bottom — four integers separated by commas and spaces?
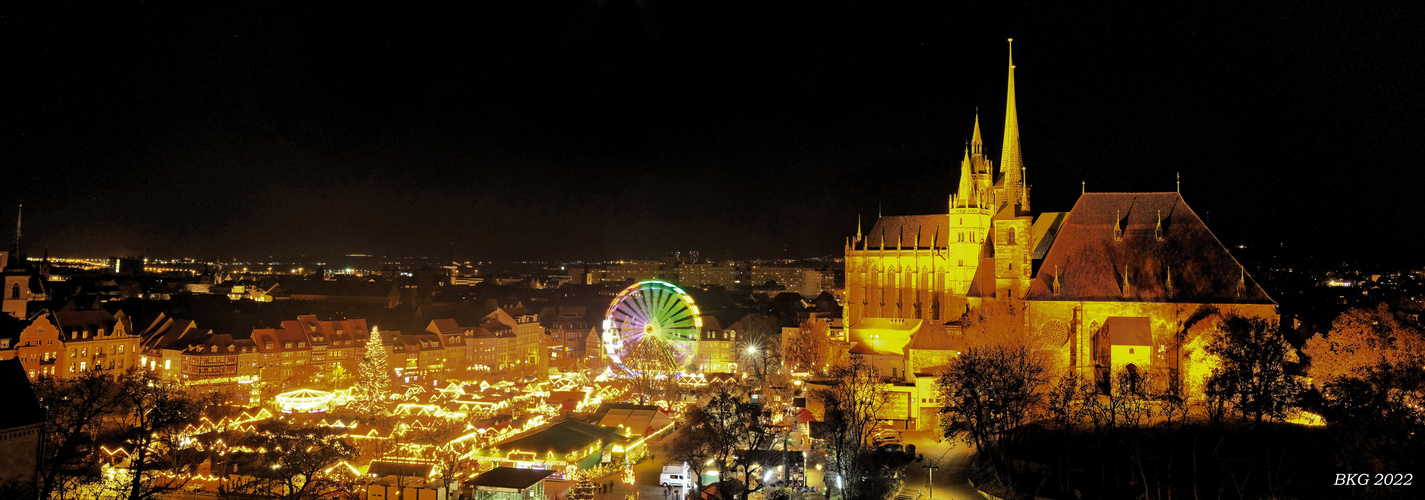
1155, 211, 1164, 241
1113, 210, 1124, 241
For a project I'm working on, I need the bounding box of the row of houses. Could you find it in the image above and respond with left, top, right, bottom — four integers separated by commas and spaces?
0, 309, 143, 380
0, 301, 559, 389
140, 306, 549, 387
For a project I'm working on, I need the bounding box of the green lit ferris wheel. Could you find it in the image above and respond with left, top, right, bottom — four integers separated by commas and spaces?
602, 280, 702, 372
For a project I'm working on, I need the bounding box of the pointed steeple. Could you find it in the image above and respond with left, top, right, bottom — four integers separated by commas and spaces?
856, 214, 863, 241
12, 203, 21, 257
1052, 265, 1061, 296
1000, 39, 1023, 211
957, 144, 973, 206
971, 111, 984, 155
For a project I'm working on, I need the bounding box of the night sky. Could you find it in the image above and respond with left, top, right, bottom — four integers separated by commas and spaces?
3, 2, 1421, 265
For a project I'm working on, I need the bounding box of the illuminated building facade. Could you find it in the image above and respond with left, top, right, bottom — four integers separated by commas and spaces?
0, 310, 141, 380
468, 307, 544, 374
53, 310, 141, 374
292, 315, 366, 375
390, 332, 447, 378
846, 43, 1040, 329
844, 42, 1044, 378
1, 314, 62, 379
178, 334, 260, 385
695, 315, 735, 373
602, 261, 665, 284
675, 262, 739, 289
1022, 192, 1277, 393
748, 266, 835, 297
252, 322, 314, 381
840, 41, 1277, 418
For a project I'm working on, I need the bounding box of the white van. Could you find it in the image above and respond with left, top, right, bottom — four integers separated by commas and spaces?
661, 462, 694, 489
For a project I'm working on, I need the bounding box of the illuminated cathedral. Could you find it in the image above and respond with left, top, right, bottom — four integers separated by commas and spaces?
845, 41, 1035, 328
840, 42, 1277, 428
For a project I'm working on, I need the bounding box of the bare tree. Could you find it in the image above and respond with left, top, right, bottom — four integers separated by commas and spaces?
113, 370, 212, 500
669, 408, 720, 496
674, 380, 788, 500
809, 357, 886, 500
219, 421, 360, 500
31, 369, 128, 499
937, 345, 1048, 482
784, 319, 830, 375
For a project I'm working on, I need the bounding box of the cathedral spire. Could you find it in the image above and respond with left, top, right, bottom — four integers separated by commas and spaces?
1000, 38, 1023, 211
857, 214, 863, 241
971, 110, 983, 155
12, 203, 21, 257
957, 143, 973, 207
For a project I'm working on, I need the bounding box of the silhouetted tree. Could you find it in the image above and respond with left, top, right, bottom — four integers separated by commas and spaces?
219, 421, 360, 500
937, 345, 1047, 482
811, 357, 887, 500
114, 370, 213, 500
1205, 315, 1297, 424
31, 368, 127, 500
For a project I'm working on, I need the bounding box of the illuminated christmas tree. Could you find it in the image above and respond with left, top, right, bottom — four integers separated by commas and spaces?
354, 326, 393, 415
568, 472, 596, 500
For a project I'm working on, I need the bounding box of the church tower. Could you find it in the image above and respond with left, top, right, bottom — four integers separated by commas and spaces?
947, 113, 994, 301
3, 204, 36, 319
991, 39, 1036, 298
845, 39, 1043, 325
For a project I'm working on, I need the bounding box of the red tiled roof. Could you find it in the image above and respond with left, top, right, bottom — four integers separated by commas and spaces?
1025, 193, 1273, 304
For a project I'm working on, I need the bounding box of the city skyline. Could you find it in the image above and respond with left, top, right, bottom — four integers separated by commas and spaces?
4, 3, 1420, 264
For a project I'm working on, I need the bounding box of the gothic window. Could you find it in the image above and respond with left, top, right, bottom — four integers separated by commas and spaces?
10, 283, 17, 299
1008, 230, 1016, 245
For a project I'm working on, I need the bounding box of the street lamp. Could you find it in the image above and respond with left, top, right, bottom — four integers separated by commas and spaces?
922, 464, 939, 499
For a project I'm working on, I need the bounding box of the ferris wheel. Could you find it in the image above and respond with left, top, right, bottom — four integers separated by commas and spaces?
603, 280, 703, 372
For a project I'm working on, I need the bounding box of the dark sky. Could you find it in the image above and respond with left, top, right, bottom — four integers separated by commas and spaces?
3, 2, 1421, 264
